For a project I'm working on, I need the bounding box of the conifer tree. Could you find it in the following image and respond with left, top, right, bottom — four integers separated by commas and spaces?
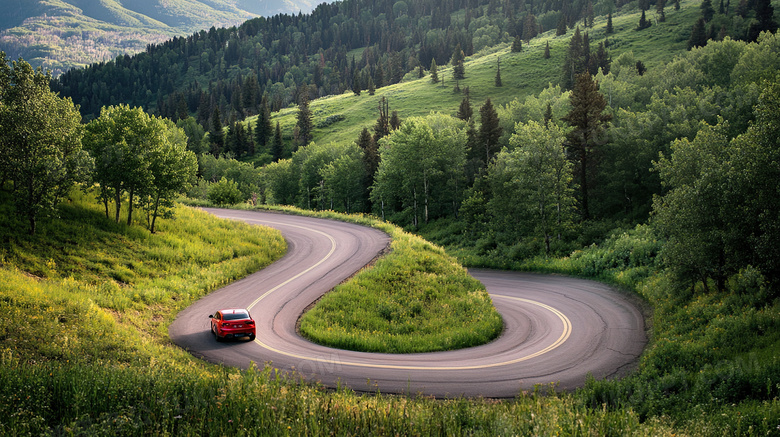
495, 57, 503, 87
452, 44, 465, 80
294, 94, 313, 150
700, 0, 715, 22
561, 27, 586, 89
210, 107, 224, 156
562, 73, 611, 220
430, 59, 439, 83
271, 121, 283, 162
688, 18, 708, 49
373, 96, 391, 142
544, 40, 551, 59
511, 35, 523, 52
637, 10, 651, 29
457, 90, 473, 121
606, 13, 614, 34
255, 95, 272, 149
474, 98, 502, 167
657, 0, 667, 22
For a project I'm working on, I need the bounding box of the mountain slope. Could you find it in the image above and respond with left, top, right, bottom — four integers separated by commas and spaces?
0, 0, 316, 75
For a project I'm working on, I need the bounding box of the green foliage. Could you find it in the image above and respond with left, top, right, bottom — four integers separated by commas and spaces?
207, 177, 244, 206
371, 113, 467, 227
84, 104, 197, 230
0, 55, 91, 234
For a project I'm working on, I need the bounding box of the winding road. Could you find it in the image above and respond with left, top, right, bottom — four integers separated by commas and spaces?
169, 208, 647, 398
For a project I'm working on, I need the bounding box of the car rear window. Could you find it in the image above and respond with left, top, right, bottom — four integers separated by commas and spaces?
223, 311, 249, 321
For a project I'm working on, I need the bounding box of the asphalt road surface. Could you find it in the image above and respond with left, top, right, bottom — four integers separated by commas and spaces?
169, 208, 647, 398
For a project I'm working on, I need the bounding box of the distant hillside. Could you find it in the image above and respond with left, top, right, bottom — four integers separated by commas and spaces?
0, 0, 317, 75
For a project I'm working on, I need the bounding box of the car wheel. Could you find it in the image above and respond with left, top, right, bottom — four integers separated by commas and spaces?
212, 326, 222, 342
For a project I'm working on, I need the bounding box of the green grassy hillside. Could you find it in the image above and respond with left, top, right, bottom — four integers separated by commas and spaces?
259, 1, 697, 148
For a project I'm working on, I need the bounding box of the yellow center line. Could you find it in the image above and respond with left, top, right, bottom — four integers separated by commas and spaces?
255, 295, 572, 371
241, 216, 572, 370
242, 219, 337, 312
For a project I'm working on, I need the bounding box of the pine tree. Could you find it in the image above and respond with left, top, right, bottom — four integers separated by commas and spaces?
556, 15, 568, 36
544, 40, 551, 59
352, 74, 361, 95
210, 107, 224, 156
457, 92, 473, 121
606, 13, 614, 34
701, 0, 715, 22
511, 35, 523, 52
495, 57, 503, 87
357, 127, 378, 186
748, 0, 778, 41
271, 121, 283, 162
430, 59, 439, 83
637, 10, 651, 29
294, 94, 313, 150
475, 98, 502, 167
657, 0, 667, 22
452, 44, 465, 80
688, 18, 708, 49
373, 96, 391, 142
255, 95, 272, 149
562, 73, 611, 220
562, 27, 586, 89
390, 111, 401, 130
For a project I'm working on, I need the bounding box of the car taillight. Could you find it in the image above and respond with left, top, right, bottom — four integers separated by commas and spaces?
222, 322, 230, 327
246, 320, 255, 325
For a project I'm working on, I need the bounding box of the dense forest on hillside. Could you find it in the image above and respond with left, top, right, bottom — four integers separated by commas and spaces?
50, 0, 628, 122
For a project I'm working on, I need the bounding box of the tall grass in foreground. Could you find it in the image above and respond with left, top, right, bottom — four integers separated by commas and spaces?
1, 354, 681, 436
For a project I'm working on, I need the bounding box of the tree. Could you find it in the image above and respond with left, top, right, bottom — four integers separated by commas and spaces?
637, 10, 652, 30
255, 95, 272, 150
371, 114, 467, 226
606, 13, 614, 34
457, 91, 474, 121
562, 27, 587, 89
430, 59, 439, 83
747, 0, 778, 41
657, 0, 667, 22
138, 119, 198, 232
511, 36, 523, 52
495, 57, 503, 87
501, 121, 575, 254
357, 126, 379, 197
210, 107, 224, 156
688, 18, 708, 49
294, 93, 313, 150
208, 177, 243, 205
452, 44, 465, 80
0, 56, 92, 234
373, 96, 391, 142
700, 0, 715, 22
85, 105, 196, 229
653, 125, 732, 292
562, 73, 611, 220
544, 40, 551, 59
271, 121, 284, 162
473, 98, 503, 168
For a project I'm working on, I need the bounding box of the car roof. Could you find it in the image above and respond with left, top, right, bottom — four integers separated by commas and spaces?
218, 308, 250, 314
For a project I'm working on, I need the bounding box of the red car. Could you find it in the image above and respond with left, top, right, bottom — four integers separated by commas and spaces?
209, 309, 256, 342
